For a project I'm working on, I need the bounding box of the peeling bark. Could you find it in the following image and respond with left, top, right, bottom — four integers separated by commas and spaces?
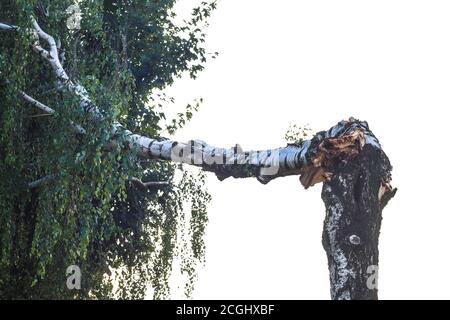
123, 118, 381, 187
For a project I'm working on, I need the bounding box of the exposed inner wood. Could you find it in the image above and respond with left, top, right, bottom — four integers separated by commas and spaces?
299, 128, 366, 189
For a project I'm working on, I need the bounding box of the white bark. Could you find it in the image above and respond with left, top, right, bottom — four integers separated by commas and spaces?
2, 18, 383, 188
0, 22, 18, 31
20, 91, 55, 114
30, 18, 103, 121
20, 91, 85, 134
23, 18, 384, 186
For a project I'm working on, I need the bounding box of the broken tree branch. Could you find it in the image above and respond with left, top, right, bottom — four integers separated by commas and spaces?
24, 17, 396, 301
27, 18, 385, 187
321, 144, 396, 300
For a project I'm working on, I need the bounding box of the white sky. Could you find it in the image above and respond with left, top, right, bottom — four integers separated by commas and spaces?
155, 0, 450, 299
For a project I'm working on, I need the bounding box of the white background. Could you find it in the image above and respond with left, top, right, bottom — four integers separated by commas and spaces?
158, 0, 450, 299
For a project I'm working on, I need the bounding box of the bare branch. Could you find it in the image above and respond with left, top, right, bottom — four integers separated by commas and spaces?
28, 175, 53, 189
130, 177, 170, 192
31, 18, 69, 82
20, 91, 55, 114
20, 91, 85, 134
25, 113, 53, 118
31, 18, 102, 120
0, 22, 18, 31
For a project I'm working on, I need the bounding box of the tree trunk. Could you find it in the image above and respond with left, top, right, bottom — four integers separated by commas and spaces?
321, 144, 396, 300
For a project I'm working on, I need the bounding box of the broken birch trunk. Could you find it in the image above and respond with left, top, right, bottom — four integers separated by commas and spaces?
7, 18, 396, 300
130, 118, 397, 300
321, 141, 396, 300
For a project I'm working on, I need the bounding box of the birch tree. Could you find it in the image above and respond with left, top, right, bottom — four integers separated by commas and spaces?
0, 0, 395, 300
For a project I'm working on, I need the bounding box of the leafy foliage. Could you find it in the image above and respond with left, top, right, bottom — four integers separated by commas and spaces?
0, 0, 215, 299
284, 123, 313, 145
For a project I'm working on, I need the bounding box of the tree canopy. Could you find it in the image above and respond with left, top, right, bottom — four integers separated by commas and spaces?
0, 0, 216, 299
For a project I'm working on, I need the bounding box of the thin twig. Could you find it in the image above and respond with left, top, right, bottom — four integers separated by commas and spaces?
25, 113, 53, 118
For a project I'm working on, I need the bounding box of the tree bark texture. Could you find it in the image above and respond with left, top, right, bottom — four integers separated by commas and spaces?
321, 144, 396, 300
